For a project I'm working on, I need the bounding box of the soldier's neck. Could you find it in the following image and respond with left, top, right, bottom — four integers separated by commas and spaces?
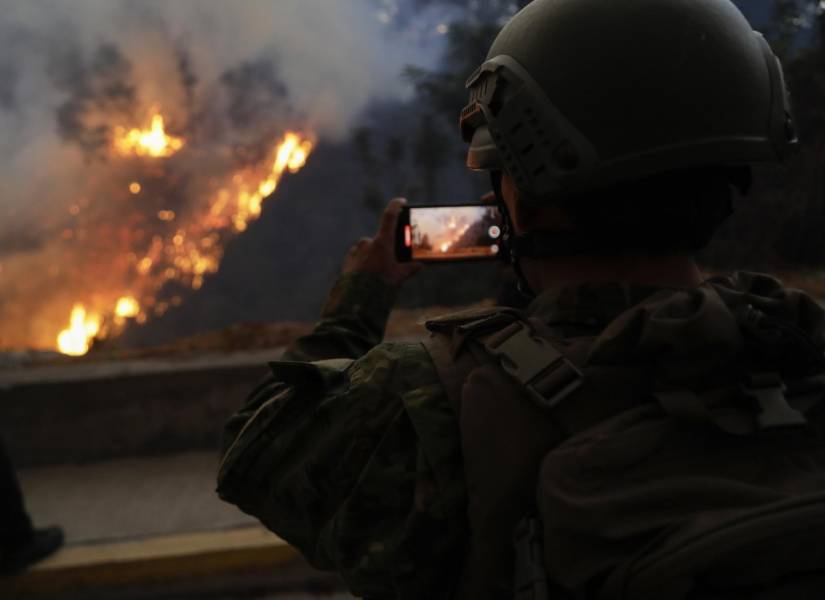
520, 254, 704, 293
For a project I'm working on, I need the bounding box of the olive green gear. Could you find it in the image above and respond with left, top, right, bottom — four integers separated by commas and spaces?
460, 0, 798, 203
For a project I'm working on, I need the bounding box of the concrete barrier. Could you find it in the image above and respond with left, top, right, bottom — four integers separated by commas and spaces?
0, 351, 282, 467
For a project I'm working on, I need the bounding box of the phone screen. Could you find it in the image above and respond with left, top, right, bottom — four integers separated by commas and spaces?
400, 205, 503, 262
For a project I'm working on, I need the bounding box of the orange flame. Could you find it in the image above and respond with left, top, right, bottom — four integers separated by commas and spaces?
114, 113, 184, 158
55, 129, 314, 356
225, 132, 314, 232
57, 305, 102, 356
438, 222, 471, 253
115, 296, 140, 318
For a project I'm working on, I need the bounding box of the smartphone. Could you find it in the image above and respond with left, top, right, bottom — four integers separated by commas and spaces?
395, 204, 504, 263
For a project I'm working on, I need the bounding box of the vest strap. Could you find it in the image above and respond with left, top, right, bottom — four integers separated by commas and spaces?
481, 320, 583, 411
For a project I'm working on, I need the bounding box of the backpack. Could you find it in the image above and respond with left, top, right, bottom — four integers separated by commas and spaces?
424, 288, 825, 600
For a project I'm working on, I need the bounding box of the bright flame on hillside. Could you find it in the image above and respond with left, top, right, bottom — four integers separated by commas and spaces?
114, 113, 184, 158
54, 128, 314, 356
57, 305, 102, 357
227, 133, 314, 232
439, 222, 471, 253
115, 296, 141, 318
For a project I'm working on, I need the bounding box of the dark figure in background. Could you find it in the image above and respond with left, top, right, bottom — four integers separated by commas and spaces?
0, 439, 63, 574
218, 0, 825, 598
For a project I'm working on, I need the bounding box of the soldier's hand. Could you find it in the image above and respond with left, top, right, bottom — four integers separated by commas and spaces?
342, 198, 423, 288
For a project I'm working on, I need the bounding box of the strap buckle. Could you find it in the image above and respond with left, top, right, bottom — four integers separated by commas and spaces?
742, 372, 807, 431
484, 322, 583, 410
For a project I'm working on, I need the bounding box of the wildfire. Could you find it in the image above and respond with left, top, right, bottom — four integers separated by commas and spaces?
114, 113, 185, 158
53, 129, 314, 356
228, 132, 314, 232
439, 222, 471, 253
115, 296, 140, 318
57, 305, 102, 357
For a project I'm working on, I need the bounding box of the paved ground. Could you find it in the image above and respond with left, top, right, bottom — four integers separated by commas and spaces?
18, 451, 253, 544
7, 451, 352, 599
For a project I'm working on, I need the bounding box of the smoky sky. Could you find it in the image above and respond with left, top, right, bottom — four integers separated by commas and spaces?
0, 0, 440, 201
0, 0, 446, 349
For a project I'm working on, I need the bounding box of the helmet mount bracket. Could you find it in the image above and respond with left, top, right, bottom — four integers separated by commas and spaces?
462, 56, 600, 202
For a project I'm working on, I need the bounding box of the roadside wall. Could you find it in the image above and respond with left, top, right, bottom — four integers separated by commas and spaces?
0, 351, 279, 467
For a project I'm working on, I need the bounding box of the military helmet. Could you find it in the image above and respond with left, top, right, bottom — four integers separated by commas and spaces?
460, 0, 798, 203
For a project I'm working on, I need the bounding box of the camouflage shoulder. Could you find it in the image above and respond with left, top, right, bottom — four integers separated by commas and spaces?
267, 358, 354, 389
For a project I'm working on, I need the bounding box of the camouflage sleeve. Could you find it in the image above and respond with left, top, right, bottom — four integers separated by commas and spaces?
282, 271, 398, 363
217, 342, 468, 599
220, 271, 395, 461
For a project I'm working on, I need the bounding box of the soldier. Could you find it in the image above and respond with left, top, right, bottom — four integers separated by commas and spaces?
219, 0, 825, 598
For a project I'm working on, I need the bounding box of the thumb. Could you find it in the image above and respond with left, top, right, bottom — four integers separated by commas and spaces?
376, 197, 406, 243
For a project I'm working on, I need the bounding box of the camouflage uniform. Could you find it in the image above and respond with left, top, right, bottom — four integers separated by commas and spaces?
218, 271, 825, 599
218, 272, 467, 599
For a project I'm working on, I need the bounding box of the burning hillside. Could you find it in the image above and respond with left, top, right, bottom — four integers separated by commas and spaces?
1, 66, 313, 357
0, 0, 436, 356
50, 109, 313, 357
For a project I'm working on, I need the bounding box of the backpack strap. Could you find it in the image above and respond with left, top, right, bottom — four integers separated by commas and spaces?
654, 371, 823, 435
422, 307, 517, 415
424, 308, 585, 416
478, 319, 583, 412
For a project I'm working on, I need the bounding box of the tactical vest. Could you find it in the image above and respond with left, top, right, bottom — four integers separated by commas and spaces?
423, 293, 825, 600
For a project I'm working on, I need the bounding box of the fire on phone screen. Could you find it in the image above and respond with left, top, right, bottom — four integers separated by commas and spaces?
405, 205, 502, 261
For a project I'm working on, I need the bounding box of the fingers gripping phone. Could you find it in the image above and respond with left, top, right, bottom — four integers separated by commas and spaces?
395, 204, 504, 263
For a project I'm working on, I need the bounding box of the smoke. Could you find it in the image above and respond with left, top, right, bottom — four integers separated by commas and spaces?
0, 0, 441, 350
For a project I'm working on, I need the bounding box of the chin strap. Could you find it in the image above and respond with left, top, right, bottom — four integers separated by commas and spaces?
491, 171, 537, 298
491, 172, 604, 297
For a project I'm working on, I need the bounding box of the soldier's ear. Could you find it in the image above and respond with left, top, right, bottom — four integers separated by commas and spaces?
501, 170, 572, 234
